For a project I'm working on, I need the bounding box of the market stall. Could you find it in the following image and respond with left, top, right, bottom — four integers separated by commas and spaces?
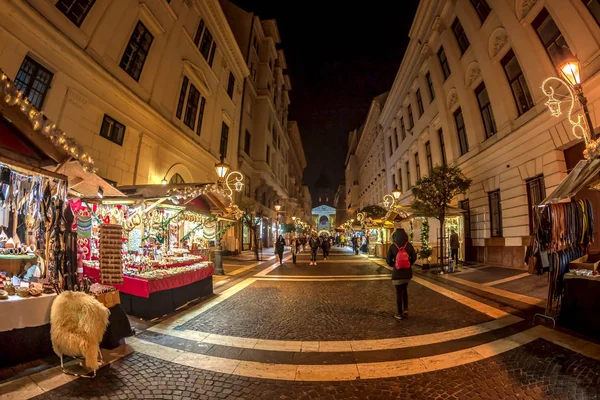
533, 155, 599, 336
78, 183, 241, 319
0, 69, 131, 366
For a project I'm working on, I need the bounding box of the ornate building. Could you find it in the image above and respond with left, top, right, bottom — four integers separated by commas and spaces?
219, 1, 311, 248
378, 0, 600, 267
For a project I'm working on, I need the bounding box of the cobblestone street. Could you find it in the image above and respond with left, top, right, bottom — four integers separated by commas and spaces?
3, 248, 600, 399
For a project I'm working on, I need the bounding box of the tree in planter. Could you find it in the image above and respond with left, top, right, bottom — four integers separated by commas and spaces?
239, 198, 263, 261
418, 218, 433, 266
411, 164, 471, 271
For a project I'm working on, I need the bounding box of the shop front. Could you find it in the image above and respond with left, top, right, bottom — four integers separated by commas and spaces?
0, 71, 131, 367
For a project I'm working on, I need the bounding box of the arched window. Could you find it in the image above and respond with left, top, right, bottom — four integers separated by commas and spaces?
169, 173, 185, 184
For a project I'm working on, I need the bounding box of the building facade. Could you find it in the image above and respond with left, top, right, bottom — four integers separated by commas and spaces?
344, 92, 389, 218
219, 1, 311, 249
0, 0, 249, 251
378, 0, 600, 268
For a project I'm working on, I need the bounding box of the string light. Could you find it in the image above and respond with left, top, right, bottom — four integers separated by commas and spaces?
0, 68, 96, 172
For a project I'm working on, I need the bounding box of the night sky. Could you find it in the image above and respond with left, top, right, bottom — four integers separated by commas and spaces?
230, 1, 420, 194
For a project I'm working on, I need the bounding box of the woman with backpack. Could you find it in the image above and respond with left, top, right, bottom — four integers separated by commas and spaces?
386, 228, 417, 321
308, 233, 320, 265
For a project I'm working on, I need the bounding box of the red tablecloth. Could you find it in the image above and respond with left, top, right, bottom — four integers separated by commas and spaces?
83, 265, 214, 298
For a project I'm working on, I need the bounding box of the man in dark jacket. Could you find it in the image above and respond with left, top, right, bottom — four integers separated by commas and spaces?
386, 229, 417, 321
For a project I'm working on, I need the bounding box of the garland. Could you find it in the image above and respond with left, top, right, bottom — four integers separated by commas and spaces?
420, 218, 432, 259
216, 222, 235, 241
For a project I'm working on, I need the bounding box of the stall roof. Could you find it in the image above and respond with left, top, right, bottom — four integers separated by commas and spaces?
51, 161, 124, 198
542, 158, 600, 204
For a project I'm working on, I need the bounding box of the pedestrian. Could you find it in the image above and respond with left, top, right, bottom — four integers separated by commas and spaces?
309, 233, 320, 265
450, 229, 459, 268
275, 235, 286, 265
386, 228, 417, 321
301, 235, 306, 252
322, 236, 330, 260
291, 236, 299, 264
351, 235, 358, 255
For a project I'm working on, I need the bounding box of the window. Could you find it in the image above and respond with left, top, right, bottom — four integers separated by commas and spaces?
583, 0, 600, 26
197, 98, 206, 136
489, 190, 503, 237
55, 0, 95, 27
405, 161, 411, 188
244, 130, 251, 155
415, 153, 421, 181
426, 72, 435, 102
452, 18, 470, 54
501, 49, 534, 115
459, 199, 471, 238
227, 72, 235, 99
400, 118, 406, 140
526, 176, 546, 234
194, 19, 217, 66
416, 89, 424, 116
175, 76, 189, 119
407, 105, 414, 129
99, 114, 126, 146
266, 145, 271, 165
438, 129, 447, 166
388, 136, 393, 157
13, 56, 53, 109
475, 82, 497, 139
470, 0, 491, 23
169, 173, 184, 184
398, 168, 403, 191
183, 84, 200, 130
425, 141, 433, 173
438, 46, 451, 80
220, 122, 229, 158
454, 108, 469, 156
532, 8, 573, 68
120, 22, 153, 81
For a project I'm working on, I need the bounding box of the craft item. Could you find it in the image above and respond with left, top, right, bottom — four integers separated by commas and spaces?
99, 224, 123, 284
43, 284, 54, 294
5, 282, 14, 295
77, 215, 92, 238
28, 287, 42, 296
15, 287, 29, 297
0, 290, 7, 300
5, 238, 14, 248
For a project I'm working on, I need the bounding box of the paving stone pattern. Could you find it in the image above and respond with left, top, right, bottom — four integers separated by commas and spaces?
33, 339, 600, 400
495, 274, 549, 300
458, 267, 526, 284
267, 262, 390, 276
181, 280, 493, 341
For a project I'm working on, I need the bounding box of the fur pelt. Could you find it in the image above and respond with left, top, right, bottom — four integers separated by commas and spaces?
50, 291, 110, 371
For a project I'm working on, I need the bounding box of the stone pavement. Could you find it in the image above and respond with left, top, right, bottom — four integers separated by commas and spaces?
2, 247, 600, 400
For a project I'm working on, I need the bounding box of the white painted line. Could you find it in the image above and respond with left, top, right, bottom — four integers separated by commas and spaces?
128, 327, 600, 381
484, 272, 530, 287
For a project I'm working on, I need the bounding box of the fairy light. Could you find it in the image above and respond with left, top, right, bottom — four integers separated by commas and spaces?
0, 67, 96, 172
541, 77, 589, 146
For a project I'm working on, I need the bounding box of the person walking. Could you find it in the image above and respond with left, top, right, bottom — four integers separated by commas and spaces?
351, 235, 358, 255
386, 228, 417, 321
309, 233, 320, 265
291, 237, 299, 264
322, 236, 331, 260
275, 235, 286, 265
450, 229, 459, 269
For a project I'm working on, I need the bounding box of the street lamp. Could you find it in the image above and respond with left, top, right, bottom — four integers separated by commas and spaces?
215, 156, 230, 179
392, 185, 402, 200
542, 53, 597, 157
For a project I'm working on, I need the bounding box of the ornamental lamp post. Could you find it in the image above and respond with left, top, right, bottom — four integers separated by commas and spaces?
392, 185, 402, 200
274, 200, 282, 240
542, 52, 597, 157
213, 156, 231, 276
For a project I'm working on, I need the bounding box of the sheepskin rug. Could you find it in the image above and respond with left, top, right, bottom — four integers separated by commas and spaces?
50, 291, 110, 371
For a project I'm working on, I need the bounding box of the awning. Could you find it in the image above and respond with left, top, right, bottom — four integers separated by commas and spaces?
542, 158, 600, 204
50, 160, 124, 198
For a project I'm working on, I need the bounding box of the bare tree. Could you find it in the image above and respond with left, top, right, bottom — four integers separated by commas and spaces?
239, 198, 263, 261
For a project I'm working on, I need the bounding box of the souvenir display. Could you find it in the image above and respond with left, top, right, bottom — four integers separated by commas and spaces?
0, 290, 7, 300
99, 224, 123, 284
